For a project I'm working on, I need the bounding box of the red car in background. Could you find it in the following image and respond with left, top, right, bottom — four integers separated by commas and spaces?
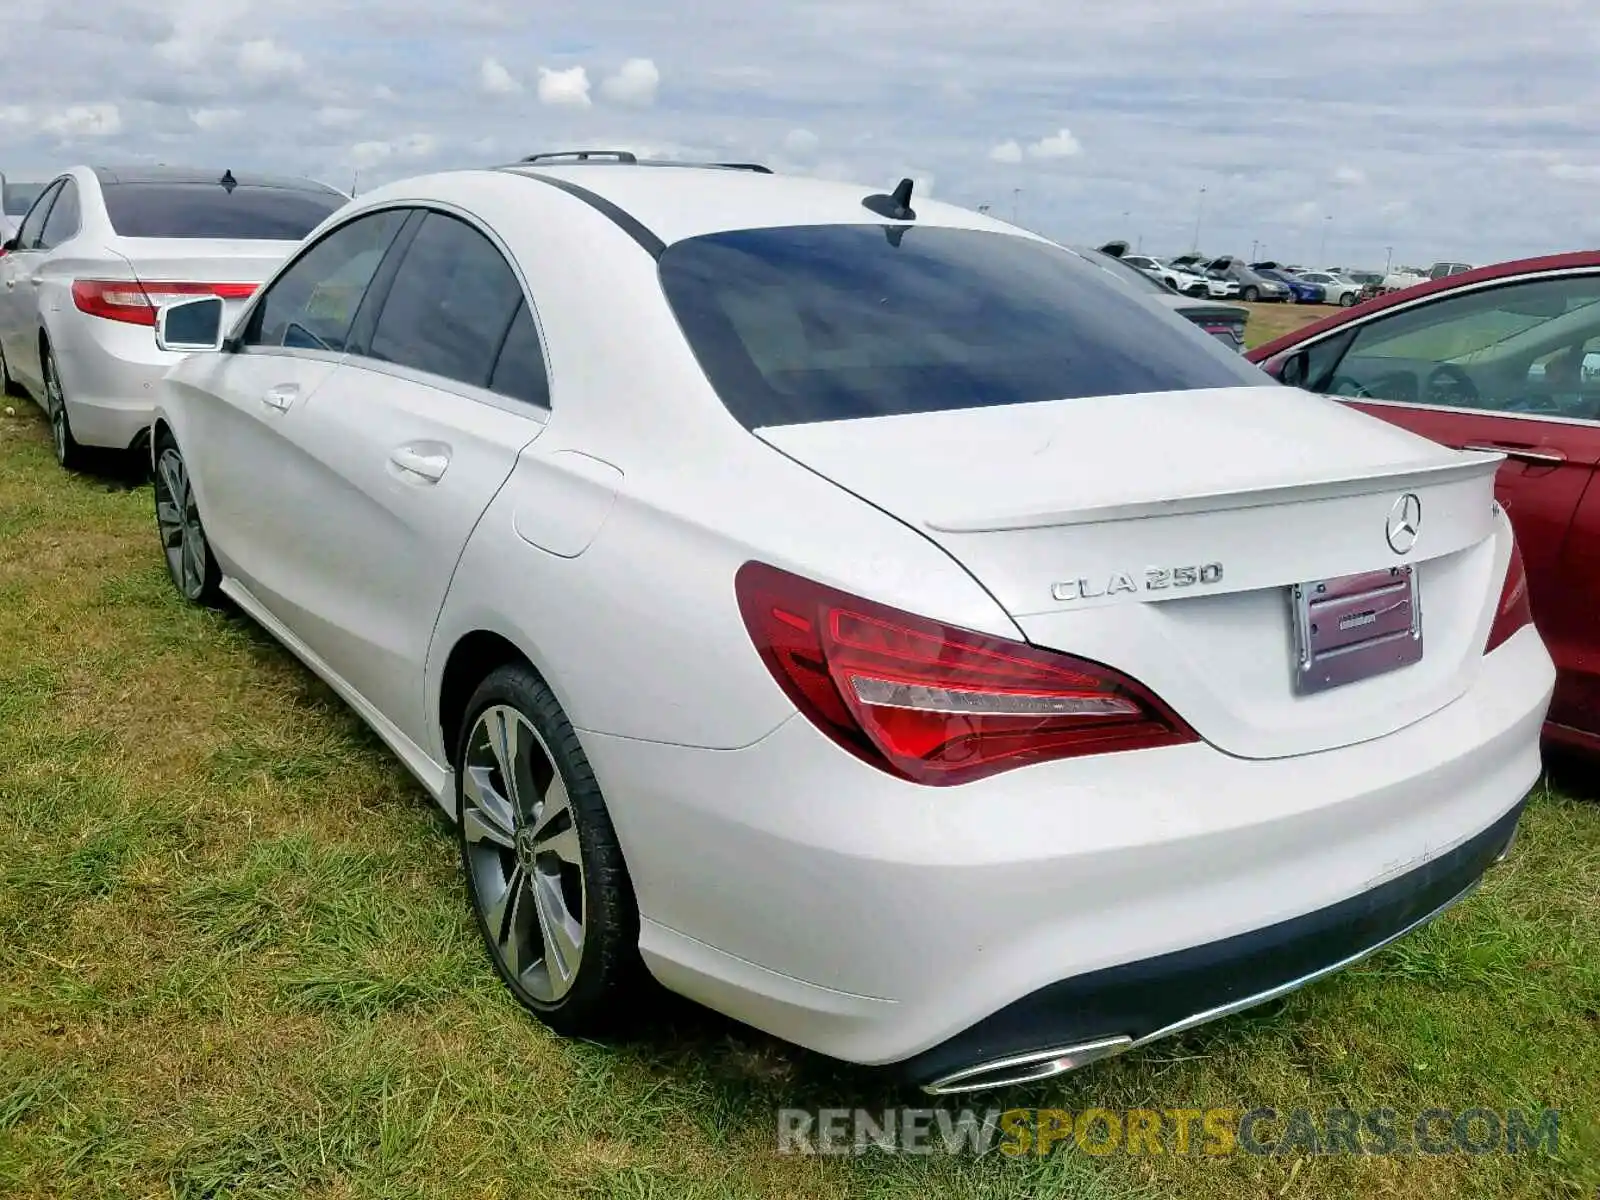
1250, 251, 1600, 756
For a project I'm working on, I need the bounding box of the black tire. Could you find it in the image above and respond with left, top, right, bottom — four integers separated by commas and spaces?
41, 344, 89, 471
456, 662, 644, 1036
1242, 286, 1260, 302
1340, 291, 1357, 307
152, 428, 223, 606
0, 341, 19, 397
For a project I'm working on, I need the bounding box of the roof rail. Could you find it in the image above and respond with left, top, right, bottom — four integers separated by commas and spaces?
713, 162, 773, 174
521, 150, 638, 164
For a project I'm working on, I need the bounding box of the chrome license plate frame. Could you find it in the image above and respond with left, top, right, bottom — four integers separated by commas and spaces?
1290, 566, 1422, 696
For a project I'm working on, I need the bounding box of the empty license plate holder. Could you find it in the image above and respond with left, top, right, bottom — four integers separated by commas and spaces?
1291, 566, 1422, 695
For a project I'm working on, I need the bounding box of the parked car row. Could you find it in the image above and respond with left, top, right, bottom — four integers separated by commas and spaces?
0, 150, 1563, 1098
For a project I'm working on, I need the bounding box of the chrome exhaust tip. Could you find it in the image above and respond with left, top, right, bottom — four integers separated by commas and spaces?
920, 1036, 1133, 1096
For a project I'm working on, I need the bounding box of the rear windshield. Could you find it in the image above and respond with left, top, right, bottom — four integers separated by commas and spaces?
3, 183, 44, 216
102, 183, 343, 241
658, 225, 1266, 427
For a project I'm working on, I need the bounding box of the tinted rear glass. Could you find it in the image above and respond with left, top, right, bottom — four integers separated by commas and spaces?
102, 183, 343, 240
3, 183, 45, 216
659, 225, 1266, 427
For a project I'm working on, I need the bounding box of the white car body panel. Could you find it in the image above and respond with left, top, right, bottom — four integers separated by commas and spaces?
153, 163, 1552, 1080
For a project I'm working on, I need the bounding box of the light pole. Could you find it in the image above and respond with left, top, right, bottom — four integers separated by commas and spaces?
1012, 187, 1022, 224
1250, 238, 1258, 261
1318, 214, 1332, 265
1191, 185, 1206, 252
1384, 245, 1394, 274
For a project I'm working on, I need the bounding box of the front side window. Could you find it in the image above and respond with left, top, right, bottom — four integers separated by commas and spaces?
102, 183, 344, 241
245, 208, 409, 351
659, 224, 1267, 428
367, 212, 526, 388
38, 180, 80, 250
1310, 273, 1600, 419
14, 180, 63, 250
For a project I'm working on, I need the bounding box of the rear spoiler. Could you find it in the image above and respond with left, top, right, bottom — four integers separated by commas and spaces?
928, 450, 1502, 532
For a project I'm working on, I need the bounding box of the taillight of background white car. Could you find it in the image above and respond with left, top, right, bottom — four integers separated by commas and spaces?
735, 561, 1198, 785
71, 279, 256, 326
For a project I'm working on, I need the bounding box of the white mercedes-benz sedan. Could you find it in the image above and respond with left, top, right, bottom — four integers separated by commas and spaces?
147, 152, 1553, 1095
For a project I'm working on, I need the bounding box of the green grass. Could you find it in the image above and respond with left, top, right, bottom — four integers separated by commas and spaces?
1, 397, 1597, 1198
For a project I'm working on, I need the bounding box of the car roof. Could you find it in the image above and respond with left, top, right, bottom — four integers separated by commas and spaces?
88, 165, 342, 194
497, 162, 1022, 248
1247, 249, 1600, 363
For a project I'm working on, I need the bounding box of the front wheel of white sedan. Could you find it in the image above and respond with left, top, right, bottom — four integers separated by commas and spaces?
153, 430, 222, 606
457, 664, 644, 1034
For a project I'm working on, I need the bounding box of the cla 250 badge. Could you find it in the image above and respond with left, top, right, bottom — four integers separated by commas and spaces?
1051, 562, 1224, 602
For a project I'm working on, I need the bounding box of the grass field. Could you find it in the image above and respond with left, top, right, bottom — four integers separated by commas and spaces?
1, 377, 1597, 1198
1241, 301, 1337, 349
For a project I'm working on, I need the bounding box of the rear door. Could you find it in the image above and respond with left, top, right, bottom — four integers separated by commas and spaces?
239, 208, 550, 747
1276, 269, 1600, 662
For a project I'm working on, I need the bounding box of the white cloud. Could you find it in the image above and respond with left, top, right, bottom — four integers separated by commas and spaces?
480, 57, 522, 96
1027, 128, 1083, 159
1288, 200, 1322, 224
1331, 165, 1367, 186
784, 128, 820, 158
350, 141, 393, 170
189, 107, 242, 132
1549, 161, 1600, 182
42, 104, 122, 139
397, 132, 437, 158
989, 139, 1023, 164
316, 106, 364, 128
238, 38, 306, 79
600, 58, 660, 106
371, 84, 398, 102
0, 105, 30, 125
537, 65, 592, 108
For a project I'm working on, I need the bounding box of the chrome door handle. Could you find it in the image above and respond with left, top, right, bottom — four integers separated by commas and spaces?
1462, 442, 1567, 466
261, 383, 298, 412
388, 445, 450, 481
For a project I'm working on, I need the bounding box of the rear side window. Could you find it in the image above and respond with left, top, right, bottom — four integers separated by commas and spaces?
368, 212, 526, 388
489, 301, 550, 407
38, 180, 80, 250
658, 225, 1267, 427
102, 183, 343, 240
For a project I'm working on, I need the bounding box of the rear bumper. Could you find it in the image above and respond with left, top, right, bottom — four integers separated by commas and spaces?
49, 311, 178, 448
903, 797, 1521, 1092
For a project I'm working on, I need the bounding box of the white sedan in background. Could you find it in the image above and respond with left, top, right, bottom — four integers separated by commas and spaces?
0, 165, 344, 468
148, 154, 1550, 1094
1294, 270, 1363, 307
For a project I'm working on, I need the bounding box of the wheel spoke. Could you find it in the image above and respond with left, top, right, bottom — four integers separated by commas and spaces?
461, 767, 515, 848
486, 707, 522, 811
529, 773, 572, 842
535, 825, 582, 867
531, 868, 582, 992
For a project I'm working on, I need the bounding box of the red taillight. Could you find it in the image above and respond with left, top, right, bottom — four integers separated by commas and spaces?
1485, 536, 1533, 654
71, 279, 256, 326
734, 562, 1198, 786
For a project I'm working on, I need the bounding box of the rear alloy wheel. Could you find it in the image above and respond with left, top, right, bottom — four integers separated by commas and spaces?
1340, 291, 1357, 307
1242, 286, 1260, 302
457, 664, 642, 1034
153, 433, 222, 605
41, 346, 88, 471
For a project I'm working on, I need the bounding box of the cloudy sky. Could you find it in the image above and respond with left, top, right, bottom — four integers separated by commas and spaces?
3, 0, 1598, 269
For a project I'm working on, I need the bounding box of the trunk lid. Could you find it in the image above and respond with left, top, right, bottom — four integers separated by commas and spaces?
759, 386, 1505, 759
113, 237, 298, 322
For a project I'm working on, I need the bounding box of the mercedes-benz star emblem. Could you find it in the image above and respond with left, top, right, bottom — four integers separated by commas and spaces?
1386, 493, 1422, 555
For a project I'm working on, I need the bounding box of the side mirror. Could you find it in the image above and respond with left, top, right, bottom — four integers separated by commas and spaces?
1278, 349, 1309, 388
0, 237, 16, 254
156, 295, 225, 353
